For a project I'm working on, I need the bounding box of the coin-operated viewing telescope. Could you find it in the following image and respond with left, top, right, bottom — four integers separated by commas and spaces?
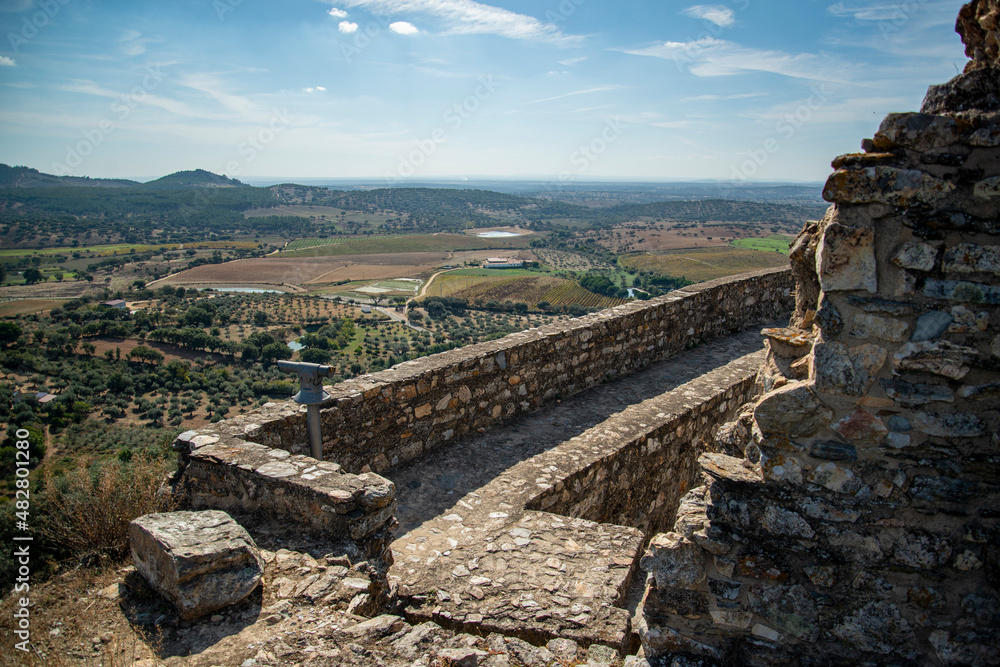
277, 360, 335, 460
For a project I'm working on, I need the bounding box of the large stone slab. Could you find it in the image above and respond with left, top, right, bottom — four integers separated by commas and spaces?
815, 223, 877, 293
129, 510, 264, 620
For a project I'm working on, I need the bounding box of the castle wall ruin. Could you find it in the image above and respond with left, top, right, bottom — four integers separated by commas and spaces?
637, 3, 1000, 663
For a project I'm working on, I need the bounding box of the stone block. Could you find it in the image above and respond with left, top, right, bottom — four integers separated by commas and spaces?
942, 243, 1000, 273
879, 378, 954, 405
754, 382, 832, 438
893, 341, 978, 380
912, 412, 986, 437
807, 462, 858, 494
849, 313, 908, 342
832, 409, 888, 445
892, 241, 939, 271
809, 440, 858, 461
911, 311, 954, 341
816, 222, 877, 292
822, 167, 954, 207
641, 532, 706, 590
875, 112, 968, 151
129, 510, 263, 620
814, 341, 886, 396
924, 278, 1000, 305
833, 601, 914, 655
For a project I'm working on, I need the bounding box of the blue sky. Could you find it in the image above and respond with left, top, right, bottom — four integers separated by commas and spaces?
0, 0, 969, 184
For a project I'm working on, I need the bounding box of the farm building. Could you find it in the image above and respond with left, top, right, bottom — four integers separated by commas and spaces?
102, 299, 127, 309
482, 257, 524, 269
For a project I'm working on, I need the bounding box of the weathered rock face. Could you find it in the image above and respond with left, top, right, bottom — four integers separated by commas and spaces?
959, 0, 1000, 71
638, 4, 1000, 665
129, 510, 264, 620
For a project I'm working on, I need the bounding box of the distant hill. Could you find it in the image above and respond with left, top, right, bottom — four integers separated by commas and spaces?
141, 169, 245, 189
0, 164, 138, 188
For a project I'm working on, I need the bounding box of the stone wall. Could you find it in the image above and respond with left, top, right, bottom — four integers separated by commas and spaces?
637, 5, 1000, 664
527, 351, 763, 536
245, 268, 793, 475
172, 426, 397, 567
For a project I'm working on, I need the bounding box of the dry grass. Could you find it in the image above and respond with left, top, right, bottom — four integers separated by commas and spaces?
0, 299, 65, 317
39, 453, 177, 560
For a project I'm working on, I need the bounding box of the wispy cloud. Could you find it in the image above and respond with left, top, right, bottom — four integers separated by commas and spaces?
335, 0, 582, 44
339, 20, 359, 32
684, 92, 767, 101
559, 56, 587, 66
682, 4, 735, 28
827, 1, 910, 21
118, 30, 160, 57
623, 37, 858, 83
528, 85, 623, 105
304, 86, 327, 93
180, 73, 259, 117
59, 80, 227, 120
0, 56, 15, 67
328, 7, 349, 17
389, 20, 419, 34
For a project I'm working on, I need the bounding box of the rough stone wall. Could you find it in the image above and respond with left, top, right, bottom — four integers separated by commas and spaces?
527, 352, 763, 536
171, 426, 397, 568
638, 7, 1000, 665
249, 269, 793, 475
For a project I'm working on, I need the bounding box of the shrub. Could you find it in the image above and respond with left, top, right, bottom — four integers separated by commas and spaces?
37, 453, 177, 561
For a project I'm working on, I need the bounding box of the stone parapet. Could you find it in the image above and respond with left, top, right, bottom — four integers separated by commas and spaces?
236, 267, 793, 475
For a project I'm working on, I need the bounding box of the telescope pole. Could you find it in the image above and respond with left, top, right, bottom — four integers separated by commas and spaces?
307, 404, 323, 460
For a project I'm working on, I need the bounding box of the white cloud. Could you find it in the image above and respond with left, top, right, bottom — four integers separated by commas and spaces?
389, 20, 419, 34
339, 20, 359, 32
328, 7, 349, 17
337, 0, 581, 44
558, 56, 586, 66
304, 86, 328, 93
623, 37, 857, 83
0, 56, 15, 67
682, 5, 735, 28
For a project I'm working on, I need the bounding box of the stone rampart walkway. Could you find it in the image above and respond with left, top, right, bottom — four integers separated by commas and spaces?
385, 325, 777, 651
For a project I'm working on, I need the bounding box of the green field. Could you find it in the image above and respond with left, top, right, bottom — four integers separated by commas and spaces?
0, 240, 259, 259
444, 268, 542, 277
281, 233, 529, 257
285, 235, 403, 251
620, 247, 790, 283
730, 235, 795, 254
